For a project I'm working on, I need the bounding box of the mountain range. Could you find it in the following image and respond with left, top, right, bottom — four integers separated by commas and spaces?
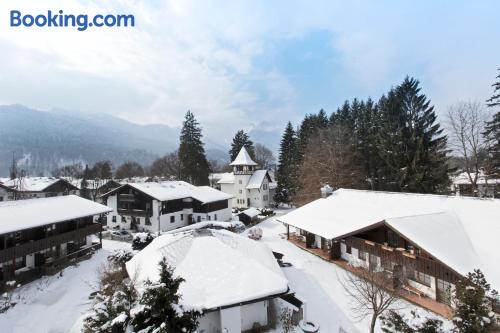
0, 105, 232, 176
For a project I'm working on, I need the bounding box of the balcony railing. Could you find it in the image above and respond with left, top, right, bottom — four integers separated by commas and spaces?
117, 209, 149, 217
0, 224, 101, 263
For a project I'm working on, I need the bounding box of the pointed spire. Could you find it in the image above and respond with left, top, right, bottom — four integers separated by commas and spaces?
230, 146, 258, 166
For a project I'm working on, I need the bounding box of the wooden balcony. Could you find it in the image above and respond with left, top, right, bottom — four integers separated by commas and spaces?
117, 209, 149, 217
0, 223, 102, 263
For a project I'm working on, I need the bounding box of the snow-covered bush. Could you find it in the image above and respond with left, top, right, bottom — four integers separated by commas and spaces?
259, 208, 274, 217
107, 248, 135, 268
381, 310, 445, 333
0, 280, 19, 313
279, 308, 295, 333
83, 265, 137, 333
132, 232, 156, 251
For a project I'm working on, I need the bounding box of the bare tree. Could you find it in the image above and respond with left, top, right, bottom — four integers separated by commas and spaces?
341, 266, 401, 333
254, 143, 276, 170
115, 161, 145, 179
295, 125, 366, 205
150, 151, 181, 179
447, 101, 490, 196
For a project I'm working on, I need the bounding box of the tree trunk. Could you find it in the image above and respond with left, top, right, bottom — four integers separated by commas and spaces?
370, 313, 377, 333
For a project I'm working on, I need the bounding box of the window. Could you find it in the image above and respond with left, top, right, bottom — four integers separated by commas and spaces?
121, 216, 126, 222
145, 217, 151, 226
263, 183, 267, 190
214, 214, 217, 220
346, 245, 352, 254
197, 216, 201, 222
263, 195, 268, 201
358, 250, 367, 260
112, 216, 117, 223
181, 214, 184, 221
416, 271, 432, 286
170, 216, 175, 223
208, 215, 211, 221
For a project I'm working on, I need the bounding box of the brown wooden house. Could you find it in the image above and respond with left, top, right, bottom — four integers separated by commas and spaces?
279, 189, 500, 307
0, 195, 111, 289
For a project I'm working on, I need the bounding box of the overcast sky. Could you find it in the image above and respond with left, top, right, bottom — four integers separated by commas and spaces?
0, 0, 498, 146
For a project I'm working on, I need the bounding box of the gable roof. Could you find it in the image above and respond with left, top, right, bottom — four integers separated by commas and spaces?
246, 170, 271, 189
126, 229, 288, 310
230, 147, 258, 166
239, 207, 261, 218
0, 195, 111, 234
102, 181, 232, 204
1, 177, 78, 192
278, 188, 500, 289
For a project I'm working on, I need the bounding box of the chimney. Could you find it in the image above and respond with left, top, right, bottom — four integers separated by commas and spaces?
320, 184, 333, 198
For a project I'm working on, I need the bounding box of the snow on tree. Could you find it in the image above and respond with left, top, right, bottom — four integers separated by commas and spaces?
132, 258, 200, 333
381, 310, 445, 333
132, 232, 156, 251
452, 269, 498, 333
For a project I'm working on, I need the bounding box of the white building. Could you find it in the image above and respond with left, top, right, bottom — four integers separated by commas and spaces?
0, 177, 79, 200
102, 181, 233, 233
217, 147, 273, 209
126, 228, 290, 333
451, 171, 499, 198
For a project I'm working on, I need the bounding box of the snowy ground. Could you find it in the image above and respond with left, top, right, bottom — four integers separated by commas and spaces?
250, 212, 452, 333
0, 214, 450, 333
0, 240, 130, 333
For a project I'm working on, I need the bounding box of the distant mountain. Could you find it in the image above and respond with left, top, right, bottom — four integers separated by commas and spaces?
0, 105, 183, 176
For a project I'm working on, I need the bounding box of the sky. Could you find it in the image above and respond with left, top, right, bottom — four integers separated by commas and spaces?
0, 0, 498, 147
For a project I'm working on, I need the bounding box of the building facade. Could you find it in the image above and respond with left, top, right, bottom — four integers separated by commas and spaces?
217, 147, 273, 209
279, 188, 500, 308
0, 195, 111, 289
0, 177, 79, 200
102, 181, 233, 233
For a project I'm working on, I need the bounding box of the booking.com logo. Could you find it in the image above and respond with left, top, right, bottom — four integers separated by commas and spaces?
10, 10, 135, 31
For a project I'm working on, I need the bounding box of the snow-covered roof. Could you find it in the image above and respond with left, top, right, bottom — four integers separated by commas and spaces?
0, 177, 77, 192
452, 172, 500, 185
239, 207, 261, 218
217, 173, 235, 184
0, 195, 112, 234
230, 147, 258, 166
278, 188, 500, 289
246, 170, 270, 189
126, 229, 288, 310
105, 181, 232, 204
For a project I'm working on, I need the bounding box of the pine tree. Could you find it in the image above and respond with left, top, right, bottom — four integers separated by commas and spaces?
486, 68, 500, 108
80, 165, 90, 200
132, 259, 200, 333
229, 130, 255, 161
178, 111, 210, 186
275, 122, 299, 204
484, 69, 500, 187
376, 77, 450, 193
452, 269, 498, 333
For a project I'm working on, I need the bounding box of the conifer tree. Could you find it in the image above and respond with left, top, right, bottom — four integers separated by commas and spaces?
275, 122, 299, 204
453, 269, 498, 333
484, 69, 500, 186
229, 130, 255, 161
486, 68, 500, 108
132, 259, 200, 333
376, 77, 450, 193
178, 111, 210, 185
80, 165, 90, 200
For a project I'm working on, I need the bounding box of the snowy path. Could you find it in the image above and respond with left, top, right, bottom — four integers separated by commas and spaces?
251, 215, 450, 333
0, 240, 130, 333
